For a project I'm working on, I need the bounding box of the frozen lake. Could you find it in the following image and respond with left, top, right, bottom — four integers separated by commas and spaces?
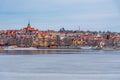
0, 50, 120, 80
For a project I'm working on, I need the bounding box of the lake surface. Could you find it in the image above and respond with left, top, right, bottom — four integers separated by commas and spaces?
0, 50, 120, 80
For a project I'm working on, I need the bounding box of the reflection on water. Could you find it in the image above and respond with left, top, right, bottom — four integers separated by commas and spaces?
0, 49, 120, 55
0, 50, 76, 55
0, 49, 105, 55
2, 50, 58, 55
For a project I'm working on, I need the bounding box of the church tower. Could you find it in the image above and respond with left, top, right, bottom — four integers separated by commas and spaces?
27, 20, 31, 28
22, 20, 35, 31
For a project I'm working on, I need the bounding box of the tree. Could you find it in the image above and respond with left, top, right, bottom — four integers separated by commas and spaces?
60, 27, 65, 32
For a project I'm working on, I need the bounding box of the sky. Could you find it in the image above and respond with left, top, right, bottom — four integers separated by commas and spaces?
0, 0, 120, 32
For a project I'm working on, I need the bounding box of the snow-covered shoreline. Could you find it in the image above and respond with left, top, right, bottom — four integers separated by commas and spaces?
3, 47, 81, 51
1, 46, 120, 51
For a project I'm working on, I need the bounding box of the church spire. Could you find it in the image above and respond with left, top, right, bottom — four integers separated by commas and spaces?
27, 20, 31, 27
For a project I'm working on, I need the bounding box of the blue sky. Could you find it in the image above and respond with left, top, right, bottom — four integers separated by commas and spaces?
0, 0, 120, 32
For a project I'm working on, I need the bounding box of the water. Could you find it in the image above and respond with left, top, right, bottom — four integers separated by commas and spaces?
0, 50, 120, 80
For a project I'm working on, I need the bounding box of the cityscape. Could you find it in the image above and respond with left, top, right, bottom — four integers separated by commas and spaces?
0, 21, 120, 50
1, 1, 120, 80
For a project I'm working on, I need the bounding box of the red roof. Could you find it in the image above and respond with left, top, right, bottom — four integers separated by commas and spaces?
81, 35, 94, 39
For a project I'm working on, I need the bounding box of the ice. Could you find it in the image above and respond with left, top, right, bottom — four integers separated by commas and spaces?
0, 51, 120, 80
0, 72, 120, 80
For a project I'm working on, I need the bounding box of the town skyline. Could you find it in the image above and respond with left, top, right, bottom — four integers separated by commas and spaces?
0, 21, 120, 50
0, 0, 120, 32
0, 21, 120, 33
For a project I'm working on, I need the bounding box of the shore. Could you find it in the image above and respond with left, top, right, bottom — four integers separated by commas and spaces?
1, 46, 120, 51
